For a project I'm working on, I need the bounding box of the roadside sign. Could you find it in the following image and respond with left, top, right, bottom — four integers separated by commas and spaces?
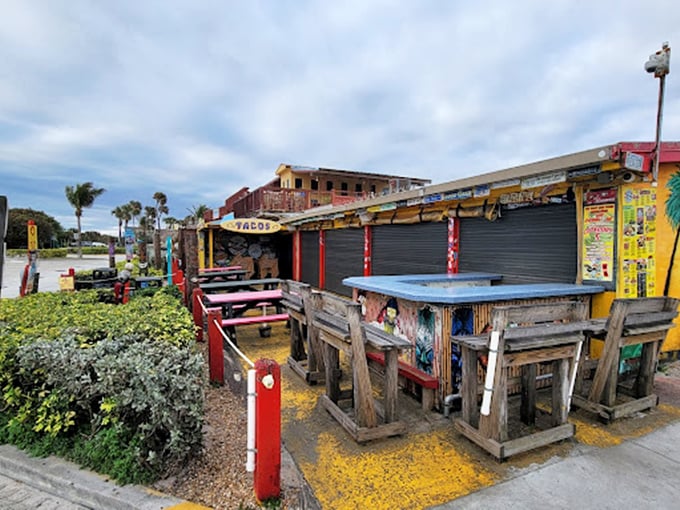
27, 220, 38, 251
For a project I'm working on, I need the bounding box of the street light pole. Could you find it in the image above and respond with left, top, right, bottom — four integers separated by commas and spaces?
645, 42, 671, 184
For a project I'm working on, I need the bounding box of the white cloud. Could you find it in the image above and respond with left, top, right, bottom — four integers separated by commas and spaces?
0, 0, 679, 233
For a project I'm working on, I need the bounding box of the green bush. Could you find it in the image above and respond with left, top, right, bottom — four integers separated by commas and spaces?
6, 248, 68, 258
0, 291, 204, 483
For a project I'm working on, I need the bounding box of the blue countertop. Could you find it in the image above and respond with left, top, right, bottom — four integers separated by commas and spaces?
343, 274, 605, 305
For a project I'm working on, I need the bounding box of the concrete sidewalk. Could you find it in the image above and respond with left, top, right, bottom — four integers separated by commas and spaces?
0, 445, 208, 510
431, 420, 680, 509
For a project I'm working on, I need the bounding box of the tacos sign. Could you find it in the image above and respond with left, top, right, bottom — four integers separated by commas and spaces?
220, 218, 281, 234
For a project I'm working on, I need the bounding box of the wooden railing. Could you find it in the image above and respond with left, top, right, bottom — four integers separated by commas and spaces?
232, 187, 367, 217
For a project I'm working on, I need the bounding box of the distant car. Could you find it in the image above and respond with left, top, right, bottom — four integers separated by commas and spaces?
91, 242, 107, 247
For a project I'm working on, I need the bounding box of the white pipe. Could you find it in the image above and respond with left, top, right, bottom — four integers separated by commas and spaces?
567, 340, 583, 409
480, 330, 500, 416
246, 369, 256, 472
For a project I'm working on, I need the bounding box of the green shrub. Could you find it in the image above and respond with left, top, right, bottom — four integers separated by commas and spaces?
5, 248, 68, 258
0, 291, 204, 483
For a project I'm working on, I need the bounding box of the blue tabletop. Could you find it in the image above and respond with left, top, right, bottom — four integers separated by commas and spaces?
342, 274, 605, 305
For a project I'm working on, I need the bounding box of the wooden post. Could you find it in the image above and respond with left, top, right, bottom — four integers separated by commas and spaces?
383, 348, 399, 423
461, 345, 479, 427
305, 290, 325, 374
479, 309, 508, 441
520, 364, 537, 424
636, 340, 659, 398
192, 287, 204, 342
551, 358, 570, 426
347, 304, 377, 428
588, 301, 626, 403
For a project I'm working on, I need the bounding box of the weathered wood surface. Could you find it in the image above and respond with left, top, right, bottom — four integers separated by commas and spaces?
311, 289, 412, 442
459, 300, 588, 460
575, 297, 679, 422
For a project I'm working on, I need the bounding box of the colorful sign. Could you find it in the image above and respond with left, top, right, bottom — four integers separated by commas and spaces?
220, 218, 282, 234
124, 227, 136, 261
582, 202, 615, 282
620, 185, 657, 297
27, 220, 38, 251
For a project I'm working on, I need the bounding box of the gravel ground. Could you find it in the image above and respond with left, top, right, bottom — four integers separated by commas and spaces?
153, 342, 261, 509
153, 341, 308, 510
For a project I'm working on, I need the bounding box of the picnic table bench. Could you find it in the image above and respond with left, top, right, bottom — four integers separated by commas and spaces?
572, 296, 679, 422
203, 289, 287, 340
452, 301, 590, 460
281, 280, 327, 384
311, 290, 412, 443
199, 277, 281, 294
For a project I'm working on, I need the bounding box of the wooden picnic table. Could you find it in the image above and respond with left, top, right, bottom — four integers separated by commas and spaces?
204, 288, 282, 316
204, 289, 287, 339
199, 277, 281, 294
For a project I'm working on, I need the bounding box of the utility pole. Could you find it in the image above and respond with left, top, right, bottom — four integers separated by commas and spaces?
644, 42, 671, 184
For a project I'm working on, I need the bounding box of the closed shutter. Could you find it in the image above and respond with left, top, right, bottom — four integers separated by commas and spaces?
459, 203, 576, 284
372, 223, 448, 275
301, 231, 319, 287
325, 228, 364, 296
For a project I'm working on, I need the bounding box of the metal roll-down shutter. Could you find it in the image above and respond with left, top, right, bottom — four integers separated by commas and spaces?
325, 228, 364, 296
372, 223, 448, 276
459, 203, 577, 284
301, 231, 319, 287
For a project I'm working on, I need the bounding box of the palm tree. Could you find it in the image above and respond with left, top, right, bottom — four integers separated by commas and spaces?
151, 193, 168, 270
153, 192, 169, 231
120, 203, 132, 230
186, 204, 209, 226
65, 182, 105, 258
664, 171, 680, 296
111, 206, 125, 245
128, 200, 142, 227
164, 216, 179, 229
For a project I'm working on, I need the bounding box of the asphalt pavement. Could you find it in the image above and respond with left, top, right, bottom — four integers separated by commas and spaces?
1, 254, 121, 298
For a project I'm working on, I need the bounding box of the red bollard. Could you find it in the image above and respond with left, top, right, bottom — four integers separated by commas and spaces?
207, 309, 224, 385
192, 288, 204, 342
254, 359, 281, 502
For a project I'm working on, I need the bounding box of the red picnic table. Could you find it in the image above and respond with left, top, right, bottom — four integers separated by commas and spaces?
204, 289, 288, 339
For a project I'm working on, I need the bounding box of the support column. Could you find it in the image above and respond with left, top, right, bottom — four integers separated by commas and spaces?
363, 225, 372, 276
319, 230, 326, 289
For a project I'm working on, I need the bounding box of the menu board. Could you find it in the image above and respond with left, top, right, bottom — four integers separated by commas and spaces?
620, 185, 657, 297
582, 189, 616, 287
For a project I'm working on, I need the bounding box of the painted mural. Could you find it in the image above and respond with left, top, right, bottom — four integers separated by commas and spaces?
361, 292, 442, 381
416, 306, 435, 374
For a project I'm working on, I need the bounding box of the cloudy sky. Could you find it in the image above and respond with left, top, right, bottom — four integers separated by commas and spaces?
1, 0, 678, 236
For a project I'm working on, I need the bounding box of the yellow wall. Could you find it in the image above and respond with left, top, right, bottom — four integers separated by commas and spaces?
591, 164, 680, 352
655, 164, 680, 350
